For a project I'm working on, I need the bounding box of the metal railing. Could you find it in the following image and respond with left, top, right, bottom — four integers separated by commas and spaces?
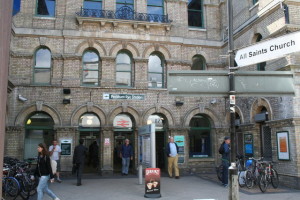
76, 6, 172, 23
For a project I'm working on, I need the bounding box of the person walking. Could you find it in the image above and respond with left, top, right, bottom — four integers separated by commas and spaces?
73, 139, 87, 186
88, 141, 99, 168
35, 143, 60, 200
120, 139, 133, 175
220, 136, 231, 187
166, 136, 180, 179
49, 140, 62, 183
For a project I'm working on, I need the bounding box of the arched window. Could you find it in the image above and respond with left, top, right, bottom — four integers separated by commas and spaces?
82, 50, 100, 86
34, 47, 51, 85
188, 0, 204, 28
147, 114, 166, 130
148, 53, 164, 88
36, 0, 56, 17
116, 51, 132, 87
25, 112, 54, 159
79, 113, 101, 128
255, 34, 266, 71
113, 114, 133, 130
189, 114, 211, 158
191, 55, 206, 70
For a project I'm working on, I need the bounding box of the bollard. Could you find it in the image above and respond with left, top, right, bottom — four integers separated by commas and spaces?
138, 165, 143, 185
228, 162, 239, 200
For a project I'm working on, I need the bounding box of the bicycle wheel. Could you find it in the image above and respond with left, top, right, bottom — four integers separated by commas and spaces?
216, 165, 223, 182
238, 171, 246, 187
271, 169, 279, 188
4, 177, 20, 198
258, 173, 268, 193
245, 170, 254, 188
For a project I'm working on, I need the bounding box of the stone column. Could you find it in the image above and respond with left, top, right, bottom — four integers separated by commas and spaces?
101, 56, 116, 87
101, 126, 114, 175
134, 58, 148, 89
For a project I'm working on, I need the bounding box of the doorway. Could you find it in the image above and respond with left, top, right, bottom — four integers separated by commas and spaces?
79, 131, 100, 173
113, 131, 134, 173
155, 131, 166, 170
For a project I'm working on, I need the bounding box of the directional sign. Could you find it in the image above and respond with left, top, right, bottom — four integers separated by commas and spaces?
168, 70, 294, 97
235, 31, 300, 67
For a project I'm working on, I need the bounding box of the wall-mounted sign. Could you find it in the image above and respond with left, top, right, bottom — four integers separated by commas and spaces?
174, 135, 185, 164
276, 131, 290, 160
113, 114, 133, 128
60, 139, 72, 156
103, 93, 145, 100
104, 138, 110, 146
244, 134, 253, 157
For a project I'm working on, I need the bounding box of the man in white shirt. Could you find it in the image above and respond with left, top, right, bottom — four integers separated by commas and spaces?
166, 137, 180, 179
49, 140, 62, 183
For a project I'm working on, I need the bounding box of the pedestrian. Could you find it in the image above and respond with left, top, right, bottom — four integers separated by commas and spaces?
220, 136, 231, 187
120, 139, 133, 175
35, 143, 60, 200
73, 139, 87, 186
49, 140, 62, 183
88, 141, 99, 168
166, 136, 180, 179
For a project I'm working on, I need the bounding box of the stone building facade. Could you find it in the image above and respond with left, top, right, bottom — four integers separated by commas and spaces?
5, 0, 300, 188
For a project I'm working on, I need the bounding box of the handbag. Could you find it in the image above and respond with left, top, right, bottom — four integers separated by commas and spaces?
51, 159, 57, 174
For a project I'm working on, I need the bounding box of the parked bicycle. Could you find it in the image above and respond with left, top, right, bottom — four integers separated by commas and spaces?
244, 157, 265, 189
2, 164, 20, 199
258, 161, 279, 192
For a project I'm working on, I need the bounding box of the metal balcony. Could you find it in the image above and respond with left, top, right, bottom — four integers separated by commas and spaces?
76, 6, 172, 24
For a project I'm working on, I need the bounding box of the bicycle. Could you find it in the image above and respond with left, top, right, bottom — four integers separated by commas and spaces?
2, 164, 21, 199
244, 157, 265, 189
258, 161, 279, 192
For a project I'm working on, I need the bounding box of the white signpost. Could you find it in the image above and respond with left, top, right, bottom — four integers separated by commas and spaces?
235, 31, 300, 67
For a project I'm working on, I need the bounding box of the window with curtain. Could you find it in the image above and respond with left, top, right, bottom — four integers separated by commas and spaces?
82, 50, 100, 86
189, 114, 211, 158
34, 47, 51, 85
147, 0, 164, 15
191, 55, 206, 70
36, 0, 56, 17
83, 0, 102, 10
148, 54, 164, 88
116, 52, 132, 87
188, 0, 203, 28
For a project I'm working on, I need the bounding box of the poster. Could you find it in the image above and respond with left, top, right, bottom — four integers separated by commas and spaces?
244, 134, 253, 157
144, 168, 161, 198
277, 131, 290, 160
174, 135, 185, 163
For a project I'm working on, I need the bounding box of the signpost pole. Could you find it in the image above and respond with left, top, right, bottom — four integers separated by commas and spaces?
228, 0, 239, 200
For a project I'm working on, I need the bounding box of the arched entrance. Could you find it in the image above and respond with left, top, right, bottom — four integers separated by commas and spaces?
24, 112, 54, 159
113, 113, 135, 173
189, 114, 212, 158
79, 113, 100, 173
147, 114, 168, 170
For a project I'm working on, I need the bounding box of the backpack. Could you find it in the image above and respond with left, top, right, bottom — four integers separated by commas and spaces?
218, 142, 225, 154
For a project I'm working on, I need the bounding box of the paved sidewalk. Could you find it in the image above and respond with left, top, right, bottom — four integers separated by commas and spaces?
31, 174, 300, 200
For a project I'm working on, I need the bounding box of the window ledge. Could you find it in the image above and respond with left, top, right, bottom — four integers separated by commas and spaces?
249, 2, 259, 12
76, 16, 172, 31
33, 16, 56, 20
188, 27, 207, 32
188, 157, 214, 162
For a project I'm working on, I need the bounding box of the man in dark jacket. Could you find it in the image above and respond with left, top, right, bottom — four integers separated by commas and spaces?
73, 139, 87, 186
165, 136, 180, 179
221, 136, 231, 187
120, 139, 133, 175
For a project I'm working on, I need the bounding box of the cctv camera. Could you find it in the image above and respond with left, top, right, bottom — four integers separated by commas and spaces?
18, 95, 27, 102
210, 99, 217, 104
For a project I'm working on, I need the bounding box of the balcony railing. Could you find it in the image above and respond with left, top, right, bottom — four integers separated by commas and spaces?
76, 6, 172, 24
